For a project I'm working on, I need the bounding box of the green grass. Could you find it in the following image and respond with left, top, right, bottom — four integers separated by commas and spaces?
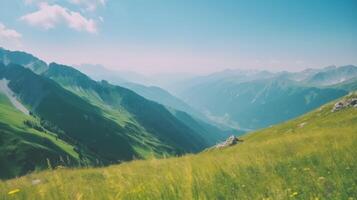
1, 94, 356, 199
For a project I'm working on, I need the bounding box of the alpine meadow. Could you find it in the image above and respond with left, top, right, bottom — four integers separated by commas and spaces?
0, 0, 356, 199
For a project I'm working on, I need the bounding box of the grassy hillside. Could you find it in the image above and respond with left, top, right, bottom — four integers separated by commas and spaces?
1, 94, 356, 199
0, 93, 80, 179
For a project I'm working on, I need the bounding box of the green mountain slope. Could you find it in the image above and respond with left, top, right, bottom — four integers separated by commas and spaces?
0, 92, 80, 179
1, 93, 356, 199
43, 63, 209, 152
0, 63, 139, 162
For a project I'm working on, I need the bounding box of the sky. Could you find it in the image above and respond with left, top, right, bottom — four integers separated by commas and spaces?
0, 0, 356, 75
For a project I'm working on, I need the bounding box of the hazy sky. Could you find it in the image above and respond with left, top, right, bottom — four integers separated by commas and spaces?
0, 0, 356, 74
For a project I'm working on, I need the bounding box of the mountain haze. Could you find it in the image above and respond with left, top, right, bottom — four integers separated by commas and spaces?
172, 67, 354, 129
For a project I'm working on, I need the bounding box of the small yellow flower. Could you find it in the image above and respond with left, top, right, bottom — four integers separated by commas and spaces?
303, 167, 310, 171
8, 189, 20, 195
290, 192, 298, 197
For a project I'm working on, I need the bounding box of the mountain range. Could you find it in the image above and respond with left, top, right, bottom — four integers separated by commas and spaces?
170, 66, 357, 129
0, 48, 230, 179
76, 63, 357, 130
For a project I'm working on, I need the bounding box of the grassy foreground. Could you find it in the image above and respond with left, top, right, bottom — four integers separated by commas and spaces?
1, 95, 357, 200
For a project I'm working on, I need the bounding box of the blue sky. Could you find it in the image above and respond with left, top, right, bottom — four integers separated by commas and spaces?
0, 0, 356, 74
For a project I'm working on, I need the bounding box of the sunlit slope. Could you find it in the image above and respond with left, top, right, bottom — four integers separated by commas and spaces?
0, 93, 80, 179
1, 94, 356, 199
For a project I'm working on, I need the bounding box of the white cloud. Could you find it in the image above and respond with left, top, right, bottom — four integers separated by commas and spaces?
0, 23, 22, 39
69, 0, 106, 11
0, 23, 22, 48
20, 2, 97, 33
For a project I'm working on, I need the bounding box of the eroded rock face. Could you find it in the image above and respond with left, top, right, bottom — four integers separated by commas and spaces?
332, 97, 357, 112
215, 135, 243, 149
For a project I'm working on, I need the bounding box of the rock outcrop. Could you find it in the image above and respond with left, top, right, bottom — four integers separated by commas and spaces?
332, 97, 357, 112
215, 135, 243, 149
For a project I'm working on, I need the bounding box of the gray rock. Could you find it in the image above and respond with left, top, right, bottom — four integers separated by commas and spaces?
215, 135, 243, 149
332, 97, 357, 112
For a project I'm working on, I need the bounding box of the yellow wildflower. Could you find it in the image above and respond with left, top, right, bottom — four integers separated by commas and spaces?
8, 189, 20, 195
290, 192, 298, 197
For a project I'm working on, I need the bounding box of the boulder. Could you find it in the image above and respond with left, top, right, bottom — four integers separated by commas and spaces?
332, 97, 357, 112
215, 135, 243, 149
